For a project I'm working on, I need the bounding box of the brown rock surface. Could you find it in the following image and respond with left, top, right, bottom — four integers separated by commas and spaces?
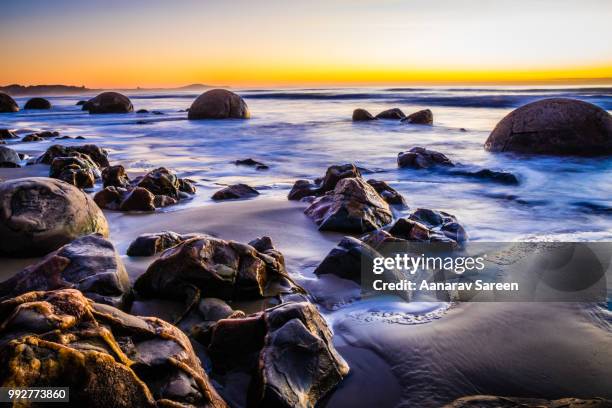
188, 89, 250, 119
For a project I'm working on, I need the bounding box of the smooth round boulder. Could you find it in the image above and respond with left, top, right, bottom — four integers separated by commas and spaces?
24, 97, 52, 110
188, 89, 249, 119
85, 91, 133, 114
0, 177, 109, 256
352, 108, 376, 121
485, 98, 612, 156
0, 146, 20, 167
0, 92, 19, 112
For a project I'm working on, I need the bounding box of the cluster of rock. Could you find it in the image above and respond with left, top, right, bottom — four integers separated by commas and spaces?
288, 163, 405, 233
94, 166, 196, 211
35, 144, 108, 189
353, 107, 433, 125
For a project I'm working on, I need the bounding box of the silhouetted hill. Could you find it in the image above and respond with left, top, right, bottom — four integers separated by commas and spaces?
0, 84, 91, 96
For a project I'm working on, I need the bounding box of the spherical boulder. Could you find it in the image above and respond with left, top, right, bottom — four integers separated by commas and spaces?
485, 98, 612, 156
85, 91, 133, 114
0, 92, 19, 113
0, 177, 109, 256
352, 108, 376, 121
24, 97, 52, 110
188, 89, 250, 119
0, 146, 21, 167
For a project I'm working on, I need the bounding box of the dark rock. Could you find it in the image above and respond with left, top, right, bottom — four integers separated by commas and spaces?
234, 158, 268, 170
29, 130, 59, 138
102, 164, 130, 188
126, 231, 185, 256
136, 109, 149, 114
401, 108, 433, 125
304, 177, 392, 233
134, 236, 303, 320
444, 396, 612, 408
0, 129, 18, 139
485, 98, 612, 156
76, 135, 86, 140
0, 289, 227, 408
288, 163, 361, 200
37, 144, 109, 167
24, 97, 52, 110
388, 218, 432, 241
76, 100, 87, 106
85, 91, 133, 114
367, 179, 406, 206
94, 186, 124, 210
387, 208, 468, 243
0, 234, 130, 308
178, 178, 197, 194
22, 134, 44, 142
460, 127, 467, 132
0, 177, 109, 256
0, 162, 20, 168
0, 92, 19, 113
49, 156, 97, 189
212, 183, 259, 200
0, 146, 20, 167
375, 108, 406, 120
119, 187, 156, 212
188, 89, 249, 119
152, 110, 164, 115
453, 168, 519, 185
206, 301, 349, 408
360, 229, 406, 249
135, 167, 180, 199
314, 236, 379, 282
153, 194, 178, 207
397, 146, 454, 169
55, 135, 73, 140
352, 108, 376, 121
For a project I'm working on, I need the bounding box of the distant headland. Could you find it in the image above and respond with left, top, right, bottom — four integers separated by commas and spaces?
0, 83, 216, 96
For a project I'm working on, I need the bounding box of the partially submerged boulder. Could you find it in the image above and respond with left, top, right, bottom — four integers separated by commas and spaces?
49, 155, 98, 189
0, 146, 20, 168
0, 129, 18, 139
0, 289, 227, 408
127, 231, 187, 256
352, 108, 376, 121
119, 187, 156, 211
102, 164, 130, 188
0, 234, 130, 308
401, 108, 433, 125
451, 168, 519, 185
389, 208, 468, 243
24, 97, 52, 110
304, 177, 392, 233
288, 163, 361, 200
0, 177, 109, 256
484, 98, 612, 156
37, 144, 110, 167
398, 146, 454, 169
188, 89, 250, 119
85, 91, 134, 114
134, 236, 303, 321
0, 92, 18, 113
212, 183, 259, 200
376, 108, 406, 120
22, 134, 44, 142
234, 158, 269, 170
367, 179, 406, 206
206, 301, 349, 408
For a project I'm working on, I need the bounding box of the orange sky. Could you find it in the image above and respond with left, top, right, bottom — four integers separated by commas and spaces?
2, 0, 611, 88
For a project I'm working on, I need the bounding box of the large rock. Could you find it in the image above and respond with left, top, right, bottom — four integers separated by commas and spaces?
376, 108, 406, 120
304, 177, 392, 233
352, 108, 376, 121
401, 108, 433, 125
0, 177, 109, 256
24, 97, 52, 110
0, 146, 20, 167
0, 289, 227, 408
102, 164, 130, 188
444, 395, 612, 408
398, 146, 454, 169
134, 236, 303, 320
0, 92, 18, 113
206, 301, 349, 408
49, 155, 98, 189
127, 231, 186, 256
188, 89, 249, 119
314, 236, 380, 282
485, 98, 612, 156
134, 167, 180, 199
0, 234, 130, 308
0, 129, 18, 139
37, 144, 110, 167
85, 91, 133, 114
288, 163, 361, 200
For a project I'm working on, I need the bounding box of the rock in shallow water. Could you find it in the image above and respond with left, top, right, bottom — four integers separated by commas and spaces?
288, 163, 362, 200
212, 183, 259, 200
485, 98, 612, 156
0, 146, 20, 167
37, 144, 110, 167
24, 97, 51, 110
398, 146, 454, 169
49, 155, 98, 189
206, 301, 349, 408
188, 89, 250, 119
0, 289, 227, 408
84, 91, 134, 114
0, 177, 109, 256
376, 107, 406, 120
304, 177, 392, 233
367, 179, 407, 206
0, 92, 19, 113
352, 108, 376, 121
0, 129, 18, 139
127, 230, 186, 256
0, 234, 130, 308
401, 108, 433, 125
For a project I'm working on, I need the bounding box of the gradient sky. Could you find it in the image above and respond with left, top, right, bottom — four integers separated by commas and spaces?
1, 0, 611, 87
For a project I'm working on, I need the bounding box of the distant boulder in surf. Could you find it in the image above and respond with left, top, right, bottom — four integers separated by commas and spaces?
398, 147, 454, 169
401, 109, 433, 125
85, 92, 133, 114
375, 108, 406, 120
188, 89, 249, 119
24, 97, 52, 110
352, 108, 376, 121
485, 98, 612, 156
0, 92, 19, 113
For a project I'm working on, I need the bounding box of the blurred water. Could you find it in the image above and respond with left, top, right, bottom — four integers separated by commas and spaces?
2, 86, 611, 242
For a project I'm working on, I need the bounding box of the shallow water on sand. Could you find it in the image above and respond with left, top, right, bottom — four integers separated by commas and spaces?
1, 87, 611, 407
